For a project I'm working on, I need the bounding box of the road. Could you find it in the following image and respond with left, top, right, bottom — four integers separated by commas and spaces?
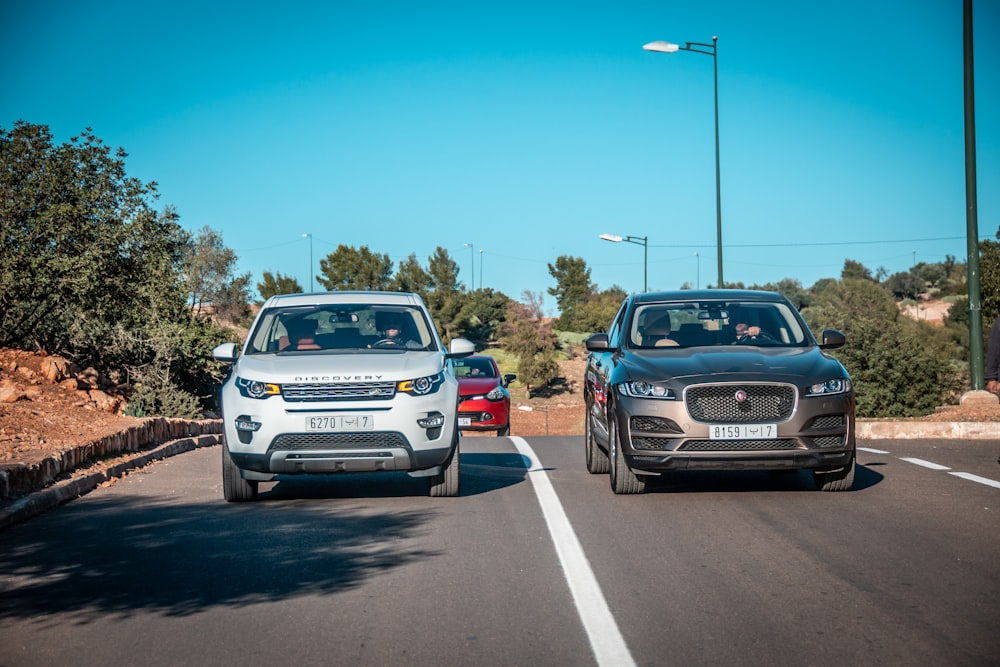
1, 436, 998, 666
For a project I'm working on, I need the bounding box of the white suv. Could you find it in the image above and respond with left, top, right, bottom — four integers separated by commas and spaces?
211, 291, 475, 501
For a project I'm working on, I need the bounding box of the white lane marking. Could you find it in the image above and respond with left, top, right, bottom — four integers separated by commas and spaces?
867, 450, 1000, 490
509, 436, 636, 667
900, 457, 951, 471
949, 472, 1000, 489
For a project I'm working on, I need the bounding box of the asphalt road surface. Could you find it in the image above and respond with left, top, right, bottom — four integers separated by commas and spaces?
1, 436, 998, 666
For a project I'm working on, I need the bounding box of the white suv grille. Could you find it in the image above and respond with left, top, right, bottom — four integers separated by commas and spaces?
281, 381, 397, 402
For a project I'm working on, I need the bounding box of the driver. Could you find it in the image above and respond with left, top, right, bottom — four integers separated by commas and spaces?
372, 315, 419, 348
734, 322, 762, 339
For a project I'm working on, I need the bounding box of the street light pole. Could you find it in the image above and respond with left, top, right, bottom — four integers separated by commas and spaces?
599, 233, 648, 292
479, 248, 484, 288
302, 233, 313, 292
695, 251, 700, 289
464, 243, 475, 290
643, 35, 724, 288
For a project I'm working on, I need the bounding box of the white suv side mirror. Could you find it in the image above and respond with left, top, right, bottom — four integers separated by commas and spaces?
447, 338, 476, 358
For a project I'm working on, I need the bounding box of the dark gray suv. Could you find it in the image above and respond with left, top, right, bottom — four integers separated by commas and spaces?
584, 290, 855, 494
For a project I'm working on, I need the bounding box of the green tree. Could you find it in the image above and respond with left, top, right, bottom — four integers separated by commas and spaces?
547, 255, 595, 330
500, 291, 559, 398
0, 122, 234, 417
841, 259, 874, 281
750, 278, 812, 310
183, 225, 252, 324
424, 246, 463, 340
257, 271, 303, 300
980, 227, 1000, 325
802, 278, 963, 417
572, 286, 628, 334
317, 244, 393, 291
390, 253, 432, 294
454, 288, 511, 346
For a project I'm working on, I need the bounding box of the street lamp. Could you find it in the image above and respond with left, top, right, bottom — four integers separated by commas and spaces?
463, 242, 475, 290
600, 233, 648, 292
643, 35, 724, 288
479, 248, 484, 288
302, 233, 313, 292
517, 405, 549, 436
694, 251, 700, 289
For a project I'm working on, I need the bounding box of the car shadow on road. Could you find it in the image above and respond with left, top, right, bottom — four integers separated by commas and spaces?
256, 452, 532, 501
643, 463, 884, 493
0, 495, 439, 623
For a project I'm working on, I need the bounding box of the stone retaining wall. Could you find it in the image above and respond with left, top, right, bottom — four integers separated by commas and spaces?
0, 418, 222, 499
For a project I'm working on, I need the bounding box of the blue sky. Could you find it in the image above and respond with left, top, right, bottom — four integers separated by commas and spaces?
3, 1, 998, 310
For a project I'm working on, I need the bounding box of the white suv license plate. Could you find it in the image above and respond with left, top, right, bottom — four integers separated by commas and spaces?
305, 415, 374, 431
709, 424, 778, 440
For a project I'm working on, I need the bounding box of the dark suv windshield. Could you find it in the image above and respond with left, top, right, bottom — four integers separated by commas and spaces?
629, 300, 810, 349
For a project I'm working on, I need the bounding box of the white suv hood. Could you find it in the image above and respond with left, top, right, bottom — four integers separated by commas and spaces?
234, 351, 445, 382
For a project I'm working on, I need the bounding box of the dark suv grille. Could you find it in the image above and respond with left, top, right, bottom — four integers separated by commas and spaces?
281, 381, 397, 402
686, 383, 795, 423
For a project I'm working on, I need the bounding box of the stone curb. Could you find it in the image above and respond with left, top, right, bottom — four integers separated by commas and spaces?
0, 434, 220, 531
857, 421, 1000, 440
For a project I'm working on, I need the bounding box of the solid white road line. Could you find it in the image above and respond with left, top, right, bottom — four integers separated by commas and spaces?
509, 436, 636, 667
858, 447, 891, 454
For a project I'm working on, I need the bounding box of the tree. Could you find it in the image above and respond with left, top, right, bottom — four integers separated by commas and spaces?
802, 278, 964, 417
0, 122, 234, 417
257, 271, 303, 301
500, 291, 559, 398
841, 259, 874, 282
183, 225, 252, 323
547, 256, 595, 329
572, 286, 628, 334
317, 245, 393, 291
390, 253, 432, 294
750, 278, 811, 310
454, 288, 511, 345
980, 227, 1000, 325
424, 246, 463, 340
883, 271, 920, 301
0, 122, 185, 354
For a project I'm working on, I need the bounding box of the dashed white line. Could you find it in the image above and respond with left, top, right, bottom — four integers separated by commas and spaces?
863, 450, 1000, 488
899, 457, 951, 471
509, 436, 636, 667
949, 472, 1000, 489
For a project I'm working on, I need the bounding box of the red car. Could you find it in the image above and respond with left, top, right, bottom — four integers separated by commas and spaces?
454, 355, 516, 436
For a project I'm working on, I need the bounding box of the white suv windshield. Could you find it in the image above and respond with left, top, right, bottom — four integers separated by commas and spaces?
246, 303, 437, 353
629, 300, 810, 349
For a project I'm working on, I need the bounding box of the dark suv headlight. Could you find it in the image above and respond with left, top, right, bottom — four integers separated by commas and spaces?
805, 377, 852, 396
617, 381, 676, 399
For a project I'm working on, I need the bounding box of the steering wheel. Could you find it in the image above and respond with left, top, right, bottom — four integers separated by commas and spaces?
372, 338, 402, 348
736, 331, 776, 344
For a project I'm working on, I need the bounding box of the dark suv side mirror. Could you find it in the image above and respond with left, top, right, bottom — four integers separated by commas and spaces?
586, 333, 612, 352
819, 329, 846, 350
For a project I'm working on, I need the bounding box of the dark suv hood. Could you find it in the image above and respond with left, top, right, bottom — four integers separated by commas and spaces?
619, 345, 846, 386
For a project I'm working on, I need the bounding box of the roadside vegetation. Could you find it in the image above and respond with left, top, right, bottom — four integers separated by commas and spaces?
3, 122, 997, 419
